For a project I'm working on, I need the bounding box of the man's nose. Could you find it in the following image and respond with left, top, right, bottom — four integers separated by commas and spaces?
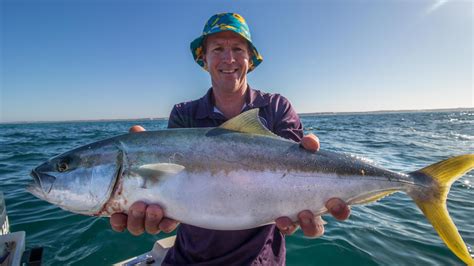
221, 48, 235, 63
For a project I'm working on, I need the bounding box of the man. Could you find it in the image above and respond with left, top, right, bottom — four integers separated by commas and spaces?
111, 13, 350, 265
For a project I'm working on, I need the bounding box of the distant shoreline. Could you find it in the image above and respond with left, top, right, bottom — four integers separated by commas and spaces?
1, 107, 473, 125
298, 107, 474, 117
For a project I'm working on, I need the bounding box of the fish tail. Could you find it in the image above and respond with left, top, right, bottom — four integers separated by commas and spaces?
409, 154, 474, 265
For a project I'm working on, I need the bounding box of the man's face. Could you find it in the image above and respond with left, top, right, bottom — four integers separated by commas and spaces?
203, 31, 251, 93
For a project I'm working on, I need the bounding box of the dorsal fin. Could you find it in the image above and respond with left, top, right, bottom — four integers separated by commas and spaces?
218, 109, 277, 137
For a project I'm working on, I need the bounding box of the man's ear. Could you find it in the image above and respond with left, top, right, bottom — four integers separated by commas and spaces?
202, 53, 208, 70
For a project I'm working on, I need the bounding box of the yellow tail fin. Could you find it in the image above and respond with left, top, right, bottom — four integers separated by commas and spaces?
411, 154, 474, 265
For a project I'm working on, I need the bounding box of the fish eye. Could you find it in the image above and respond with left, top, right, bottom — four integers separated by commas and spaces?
57, 161, 69, 172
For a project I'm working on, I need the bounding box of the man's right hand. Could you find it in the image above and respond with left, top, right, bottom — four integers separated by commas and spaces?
109, 125, 179, 235
110, 202, 179, 235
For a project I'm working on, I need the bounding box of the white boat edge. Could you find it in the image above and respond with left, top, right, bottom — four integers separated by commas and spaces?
0, 231, 26, 266
1, 192, 27, 266
113, 235, 176, 266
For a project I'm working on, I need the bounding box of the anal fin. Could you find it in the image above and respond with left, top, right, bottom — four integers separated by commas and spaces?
349, 190, 397, 205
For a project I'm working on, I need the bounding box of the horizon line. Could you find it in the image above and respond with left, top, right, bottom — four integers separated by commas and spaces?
1, 106, 473, 125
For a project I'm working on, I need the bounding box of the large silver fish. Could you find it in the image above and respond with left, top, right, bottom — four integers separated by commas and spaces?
28, 109, 474, 265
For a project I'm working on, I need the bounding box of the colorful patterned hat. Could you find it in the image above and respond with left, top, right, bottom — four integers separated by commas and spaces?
190, 13, 263, 72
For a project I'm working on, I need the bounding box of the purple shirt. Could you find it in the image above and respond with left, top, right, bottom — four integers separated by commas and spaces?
163, 86, 303, 265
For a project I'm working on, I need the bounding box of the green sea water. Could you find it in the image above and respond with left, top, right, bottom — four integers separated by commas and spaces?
1, 110, 473, 265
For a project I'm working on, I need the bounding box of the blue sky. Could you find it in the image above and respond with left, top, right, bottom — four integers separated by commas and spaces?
1, 0, 472, 122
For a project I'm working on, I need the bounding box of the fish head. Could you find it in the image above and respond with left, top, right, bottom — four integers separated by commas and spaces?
28, 141, 123, 215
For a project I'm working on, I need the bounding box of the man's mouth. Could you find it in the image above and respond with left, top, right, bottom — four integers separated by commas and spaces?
219, 69, 238, 74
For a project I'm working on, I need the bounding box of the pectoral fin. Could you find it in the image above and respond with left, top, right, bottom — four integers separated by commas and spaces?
136, 163, 185, 180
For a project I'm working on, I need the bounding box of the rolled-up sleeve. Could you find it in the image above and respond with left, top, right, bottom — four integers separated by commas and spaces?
273, 96, 304, 142
167, 105, 187, 129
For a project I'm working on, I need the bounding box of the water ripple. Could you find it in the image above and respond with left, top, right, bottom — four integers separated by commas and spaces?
1, 110, 473, 265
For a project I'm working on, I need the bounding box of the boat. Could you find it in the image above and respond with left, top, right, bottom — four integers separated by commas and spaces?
0, 191, 42, 266
113, 236, 176, 266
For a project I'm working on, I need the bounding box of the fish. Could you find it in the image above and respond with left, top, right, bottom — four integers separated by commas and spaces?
28, 109, 474, 265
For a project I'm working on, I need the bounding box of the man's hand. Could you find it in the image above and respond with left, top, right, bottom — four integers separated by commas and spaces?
300, 133, 321, 152
129, 125, 145, 133
275, 133, 351, 237
110, 202, 179, 235
109, 125, 179, 235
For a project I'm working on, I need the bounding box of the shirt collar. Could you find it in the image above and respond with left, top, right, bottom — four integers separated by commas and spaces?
196, 85, 270, 119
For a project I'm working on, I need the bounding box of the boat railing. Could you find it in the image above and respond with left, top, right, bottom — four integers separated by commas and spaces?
0, 192, 9, 235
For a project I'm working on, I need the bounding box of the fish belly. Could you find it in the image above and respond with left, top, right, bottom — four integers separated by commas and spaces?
113, 170, 409, 230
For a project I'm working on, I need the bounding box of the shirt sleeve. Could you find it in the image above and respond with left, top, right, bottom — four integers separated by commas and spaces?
167, 105, 187, 129
272, 96, 304, 142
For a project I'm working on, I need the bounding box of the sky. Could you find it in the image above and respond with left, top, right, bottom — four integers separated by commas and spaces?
1, 0, 472, 122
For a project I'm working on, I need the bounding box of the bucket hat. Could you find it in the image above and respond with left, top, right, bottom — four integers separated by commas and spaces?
190, 13, 263, 72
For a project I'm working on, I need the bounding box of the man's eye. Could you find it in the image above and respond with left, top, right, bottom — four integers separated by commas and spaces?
212, 47, 223, 52
234, 47, 247, 53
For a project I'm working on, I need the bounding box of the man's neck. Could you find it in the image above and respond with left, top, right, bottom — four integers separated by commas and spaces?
212, 85, 248, 119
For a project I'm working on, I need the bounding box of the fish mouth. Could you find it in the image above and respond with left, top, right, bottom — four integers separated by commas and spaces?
30, 169, 41, 187
28, 169, 55, 197
27, 170, 45, 199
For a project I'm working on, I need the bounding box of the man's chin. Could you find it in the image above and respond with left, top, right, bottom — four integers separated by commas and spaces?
213, 81, 246, 92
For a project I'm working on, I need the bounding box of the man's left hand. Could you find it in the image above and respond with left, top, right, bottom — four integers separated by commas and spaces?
275, 133, 351, 237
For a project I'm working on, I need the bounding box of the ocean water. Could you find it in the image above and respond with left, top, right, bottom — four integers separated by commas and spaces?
0, 110, 473, 265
